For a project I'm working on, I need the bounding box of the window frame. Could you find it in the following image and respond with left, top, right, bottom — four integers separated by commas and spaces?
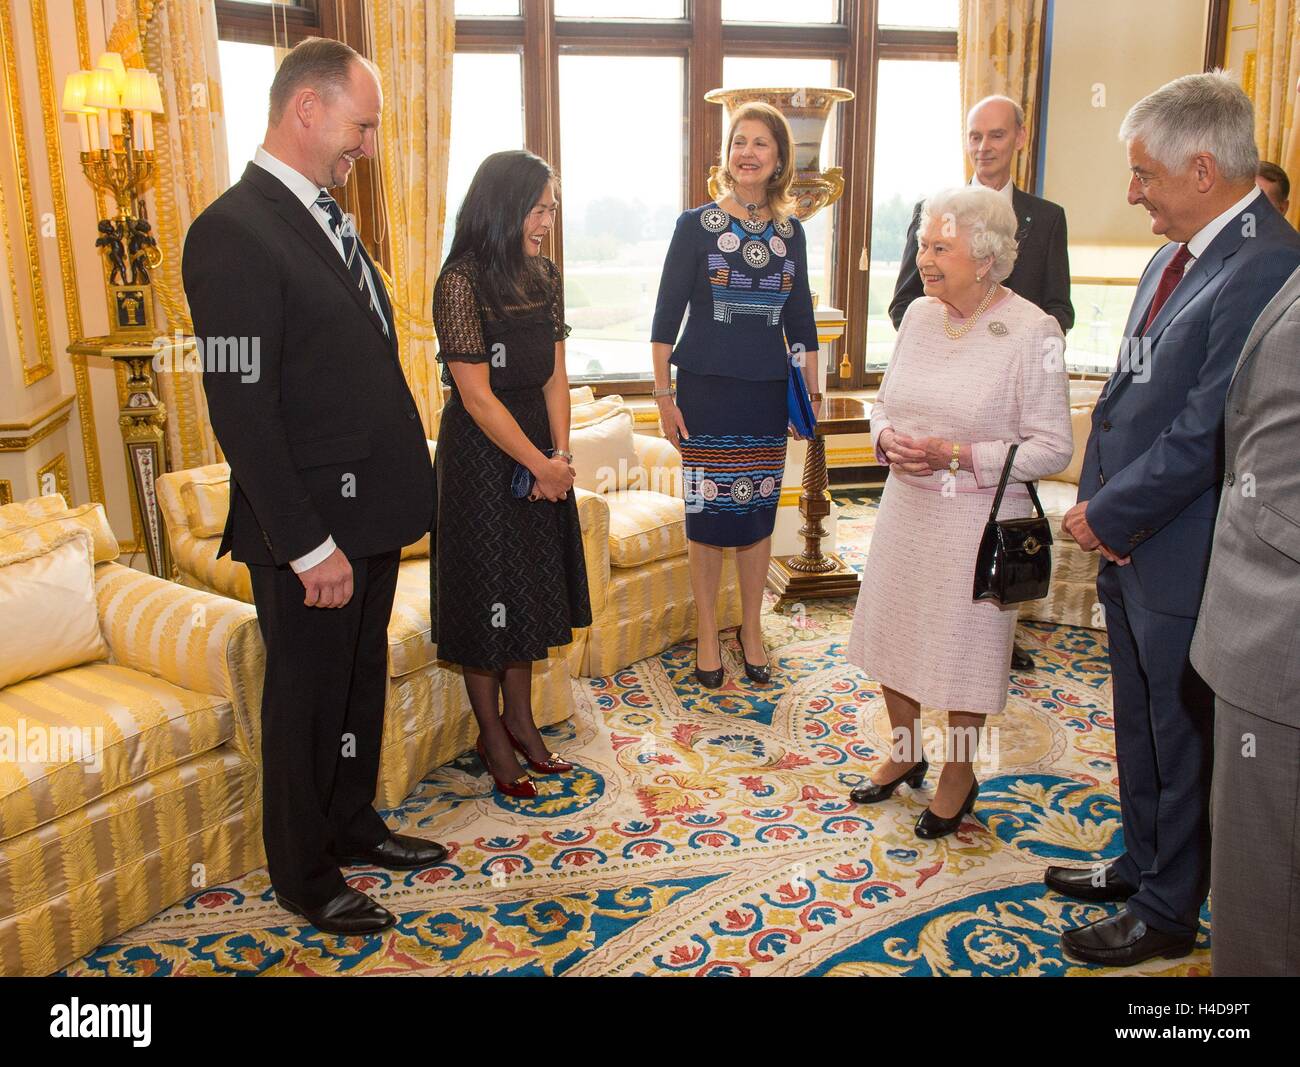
457, 0, 881, 394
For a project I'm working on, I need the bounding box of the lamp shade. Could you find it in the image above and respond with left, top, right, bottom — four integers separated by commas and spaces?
143, 71, 164, 114
84, 68, 119, 110
61, 70, 91, 114
95, 51, 128, 94
121, 69, 153, 111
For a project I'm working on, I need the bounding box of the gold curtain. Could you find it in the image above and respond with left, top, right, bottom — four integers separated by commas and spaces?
957, 0, 1047, 190
1251, 0, 1300, 228
368, 0, 455, 436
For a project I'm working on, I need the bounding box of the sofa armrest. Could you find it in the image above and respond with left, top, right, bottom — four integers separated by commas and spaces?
574, 488, 611, 616
632, 433, 684, 498
94, 562, 265, 761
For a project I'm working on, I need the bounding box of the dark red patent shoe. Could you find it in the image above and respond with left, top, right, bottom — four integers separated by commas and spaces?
475, 738, 538, 798
504, 726, 574, 774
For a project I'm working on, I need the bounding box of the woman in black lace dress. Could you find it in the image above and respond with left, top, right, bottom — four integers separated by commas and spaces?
431, 150, 591, 800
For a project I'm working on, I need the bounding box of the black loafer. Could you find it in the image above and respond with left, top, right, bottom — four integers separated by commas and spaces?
1011, 644, 1035, 670
1045, 861, 1137, 903
915, 779, 979, 839
736, 625, 771, 684
1061, 907, 1195, 966
849, 758, 929, 804
337, 833, 448, 871
275, 886, 396, 935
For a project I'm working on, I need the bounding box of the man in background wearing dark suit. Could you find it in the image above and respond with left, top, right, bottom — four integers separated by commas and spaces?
183, 38, 444, 936
1256, 159, 1291, 217
889, 94, 1073, 671
1049, 72, 1300, 967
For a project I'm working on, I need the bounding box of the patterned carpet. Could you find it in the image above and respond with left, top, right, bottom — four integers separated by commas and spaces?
64, 493, 1211, 976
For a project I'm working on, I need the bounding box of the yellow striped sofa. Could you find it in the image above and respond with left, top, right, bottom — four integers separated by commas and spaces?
0, 495, 265, 976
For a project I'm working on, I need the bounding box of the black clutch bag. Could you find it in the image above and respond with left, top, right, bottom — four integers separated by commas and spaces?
972, 443, 1052, 606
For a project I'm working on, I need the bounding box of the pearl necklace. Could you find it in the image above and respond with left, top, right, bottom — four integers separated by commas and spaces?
942, 283, 999, 340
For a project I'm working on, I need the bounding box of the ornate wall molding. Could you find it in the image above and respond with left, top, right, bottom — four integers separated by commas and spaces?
0, 0, 55, 386
35, 451, 71, 499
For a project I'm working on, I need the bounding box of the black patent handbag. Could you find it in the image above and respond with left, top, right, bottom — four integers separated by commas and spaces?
972, 444, 1053, 606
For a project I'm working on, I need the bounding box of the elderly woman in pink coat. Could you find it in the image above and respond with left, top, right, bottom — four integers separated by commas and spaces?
846, 185, 1073, 839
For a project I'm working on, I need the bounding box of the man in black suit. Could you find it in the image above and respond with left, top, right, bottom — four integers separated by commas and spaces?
183, 37, 444, 936
889, 94, 1073, 671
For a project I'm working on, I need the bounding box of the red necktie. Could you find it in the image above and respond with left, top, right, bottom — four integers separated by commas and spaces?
1141, 243, 1193, 332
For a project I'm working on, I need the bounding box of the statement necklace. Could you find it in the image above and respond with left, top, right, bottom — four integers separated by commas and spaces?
732, 192, 768, 233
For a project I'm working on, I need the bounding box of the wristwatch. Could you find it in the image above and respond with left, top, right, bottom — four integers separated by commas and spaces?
554, 448, 573, 462
652, 387, 675, 399
948, 442, 961, 475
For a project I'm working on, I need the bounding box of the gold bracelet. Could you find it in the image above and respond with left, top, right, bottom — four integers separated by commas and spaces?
948, 442, 960, 475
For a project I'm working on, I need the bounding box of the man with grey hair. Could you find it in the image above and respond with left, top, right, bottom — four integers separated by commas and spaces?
890, 94, 1072, 674
184, 37, 444, 937
1049, 71, 1300, 967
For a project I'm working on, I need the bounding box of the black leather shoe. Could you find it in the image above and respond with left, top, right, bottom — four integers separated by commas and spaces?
1045, 861, 1137, 903
1061, 907, 1195, 966
1011, 644, 1035, 670
849, 758, 929, 804
337, 833, 448, 871
275, 886, 396, 935
736, 626, 771, 684
915, 778, 979, 839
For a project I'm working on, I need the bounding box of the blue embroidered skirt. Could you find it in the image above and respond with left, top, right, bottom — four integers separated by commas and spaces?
676, 368, 787, 547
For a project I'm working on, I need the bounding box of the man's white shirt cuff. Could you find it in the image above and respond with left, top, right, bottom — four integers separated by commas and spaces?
290, 536, 336, 573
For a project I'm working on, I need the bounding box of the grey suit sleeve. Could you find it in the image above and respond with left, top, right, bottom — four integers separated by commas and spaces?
888, 201, 924, 329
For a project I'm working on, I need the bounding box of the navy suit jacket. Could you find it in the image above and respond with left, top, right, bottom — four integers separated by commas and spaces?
1078, 191, 1300, 617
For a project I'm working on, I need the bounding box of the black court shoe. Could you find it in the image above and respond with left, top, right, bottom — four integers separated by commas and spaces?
694, 640, 724, 688
849, 758, 929, 804
736, 626, 771, 684
915, 778, 979, 839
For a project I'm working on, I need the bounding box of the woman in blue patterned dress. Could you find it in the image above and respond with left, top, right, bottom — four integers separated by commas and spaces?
650, 101, 820, 689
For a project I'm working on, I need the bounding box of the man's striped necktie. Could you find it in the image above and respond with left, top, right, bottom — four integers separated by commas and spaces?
313, 191, 390, 338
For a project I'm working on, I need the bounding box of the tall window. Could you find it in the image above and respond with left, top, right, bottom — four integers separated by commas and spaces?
453, 1, 868, 387
864, 58, 963, 366
443, 51, 525, 266
558, 55, 684, 381
217, 39, 277, 177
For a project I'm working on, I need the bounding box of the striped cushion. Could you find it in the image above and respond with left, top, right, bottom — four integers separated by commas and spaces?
0, 500, 119, 564
0, 662, 234, 843
605, 490, 686, 568
571, 394, 627, 429
0, 494, 68, 525
179, 478, 230, 539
